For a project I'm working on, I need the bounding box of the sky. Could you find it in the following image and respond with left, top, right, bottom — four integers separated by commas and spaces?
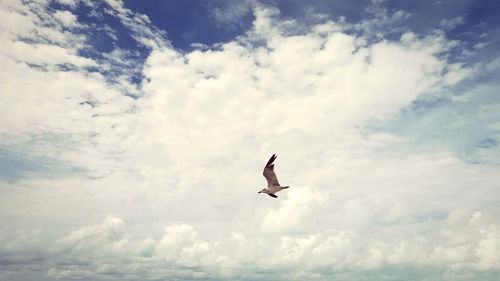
0, 0, 500, 280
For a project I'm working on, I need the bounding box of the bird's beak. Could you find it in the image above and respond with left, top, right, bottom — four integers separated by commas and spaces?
258, 191, 262, 194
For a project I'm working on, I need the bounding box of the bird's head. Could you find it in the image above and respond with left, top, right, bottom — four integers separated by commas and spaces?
258, 188, 266, 194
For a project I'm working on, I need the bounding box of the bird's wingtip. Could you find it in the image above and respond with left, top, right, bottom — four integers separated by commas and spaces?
265, 154, 277, 167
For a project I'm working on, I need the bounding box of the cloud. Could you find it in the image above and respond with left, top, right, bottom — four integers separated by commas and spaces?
56, 0, 79, 9
58, 215, 126, 254
53, 10, 78, 27
2, 210, 500, 280
261, 187, 327, 232
440, 16, 465, 30
155, 224, 220, 267
102, 0, 169, 49
208, 0, 254, 30
1, 1, 500, 280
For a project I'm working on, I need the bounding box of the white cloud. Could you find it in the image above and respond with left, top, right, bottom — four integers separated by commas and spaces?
440, 16, 465, 30
3, 210, 495, 280
103, 0, 169, 49
261, 187, 327, 232
210, 0, 254, 29
56, 0, 79, 8
0, 41, 93, 66
59, 215, 127, 254
1, 1, 500, 280
53, 10, 77, 27
354, 8, 411, 39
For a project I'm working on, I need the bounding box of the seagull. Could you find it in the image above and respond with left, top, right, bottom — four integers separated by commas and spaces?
258, 154, 289, 198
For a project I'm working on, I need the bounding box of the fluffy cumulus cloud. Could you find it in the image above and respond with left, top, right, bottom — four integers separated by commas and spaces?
1, 0, 500, 280
53, 10, 78, 27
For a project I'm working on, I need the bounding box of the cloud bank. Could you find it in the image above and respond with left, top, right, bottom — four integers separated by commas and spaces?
0, 0, 499, 280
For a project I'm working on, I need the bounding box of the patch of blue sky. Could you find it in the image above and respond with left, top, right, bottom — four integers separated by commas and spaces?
263, 0, 373, 22
372, 69, 500, 165
0, 131, 88, 182
0, 147, 80, 182
47, 1, 151, 87
340, 0, 499, 64
50, 1, 139, 53
411, 210, 448, 223
123, 0, 255, 51
373, 210, 449, 227
119, 1, 497, 63
0, 148, 45, 181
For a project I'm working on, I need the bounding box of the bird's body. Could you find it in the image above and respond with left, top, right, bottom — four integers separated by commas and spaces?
259, 186, 289, 198
258, 154, 289, 198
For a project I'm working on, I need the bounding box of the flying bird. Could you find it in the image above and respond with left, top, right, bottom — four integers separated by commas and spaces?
258, 154, 289, 198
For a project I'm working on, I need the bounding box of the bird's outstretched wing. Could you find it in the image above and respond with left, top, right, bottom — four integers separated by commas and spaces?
268, 193, 278, 198
263, 154, 280, 187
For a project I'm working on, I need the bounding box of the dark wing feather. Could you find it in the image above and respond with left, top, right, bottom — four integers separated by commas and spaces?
263, 154, 280, 187
268, 193, 278, 198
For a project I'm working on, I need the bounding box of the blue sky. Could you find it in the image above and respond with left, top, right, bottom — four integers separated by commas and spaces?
1, 0, 500, 280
